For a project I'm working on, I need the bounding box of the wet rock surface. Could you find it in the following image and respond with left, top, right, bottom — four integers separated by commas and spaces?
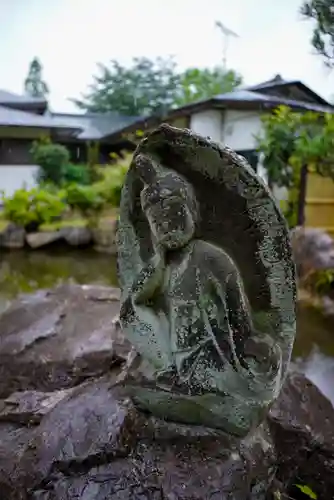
26, 231, 63, 249
0, 222, 25, 248
268, 372, 334, 499
0, 284, 128, 397
0, 285, 333, 499
0, 222, 116, 252
92, 218, 117, 254
62, 226, 92, 247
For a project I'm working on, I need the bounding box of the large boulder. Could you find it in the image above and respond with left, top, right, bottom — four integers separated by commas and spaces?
0, 375, 276, 500
0, 284, 130, 397
92, 218, 117, 254
26, 231, 63, 249
61, 226, 92, 246
0, 369, 332, 499
268, 372, 334, 499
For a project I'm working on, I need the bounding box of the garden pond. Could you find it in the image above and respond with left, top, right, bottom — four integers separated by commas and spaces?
1, 248, 334, 405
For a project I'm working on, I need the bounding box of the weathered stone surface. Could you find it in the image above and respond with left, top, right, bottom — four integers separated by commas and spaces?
26, 231, 62, 249
93, 218, 117, 254
117, 124, 296, 437
268, 372, 334, 499
0, 388, 73, 425
0, 223, 25, 248
291, 226, 334, 278
61, 226, 92, 246
0, 370, 331, 499
0, 375, 276, 500
0, 284, 130, 397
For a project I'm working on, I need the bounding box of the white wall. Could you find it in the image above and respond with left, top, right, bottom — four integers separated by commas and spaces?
190, 110, 222, 142
0, 165, 38, 198
189, 109, 263, 151
222, 110, 263, 151
188, 108, 288, 204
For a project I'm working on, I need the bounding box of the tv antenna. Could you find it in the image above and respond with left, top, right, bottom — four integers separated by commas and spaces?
215, 21, 239, 69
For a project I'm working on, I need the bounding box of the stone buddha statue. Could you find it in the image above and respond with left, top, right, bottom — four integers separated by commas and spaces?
117, 124, 296, 438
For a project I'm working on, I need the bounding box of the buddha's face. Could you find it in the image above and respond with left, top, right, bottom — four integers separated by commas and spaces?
142, 193, 196, 250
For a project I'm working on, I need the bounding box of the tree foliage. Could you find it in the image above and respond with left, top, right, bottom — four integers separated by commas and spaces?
176, 67, 242, 106
301, 0, 334, 66
72, 57, 180, 116
73, 56, 243, 116
256, 105, 334, 226
24, 57, 49, 98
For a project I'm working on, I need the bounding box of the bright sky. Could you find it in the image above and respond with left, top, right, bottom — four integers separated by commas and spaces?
1, 0, 333, 112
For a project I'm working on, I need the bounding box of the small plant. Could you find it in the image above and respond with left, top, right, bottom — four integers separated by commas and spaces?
301, 268, 334, 296
295, 483, 317, 499
2, 188, 66, 231
314, 269, 334, 294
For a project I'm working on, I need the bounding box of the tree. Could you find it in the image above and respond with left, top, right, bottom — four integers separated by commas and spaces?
73, 56, 243, 116
301, 0, 334, 66
72, 57, 181, 116
24, 57, 49, 98
257, 105, 334, 227
176, 67, 242, 106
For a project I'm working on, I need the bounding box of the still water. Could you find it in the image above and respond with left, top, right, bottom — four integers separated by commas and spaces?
1, 249, 334, 405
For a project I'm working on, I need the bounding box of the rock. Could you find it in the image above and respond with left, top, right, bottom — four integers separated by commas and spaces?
0, 388, 73, 425
0, 370, 331, 500
26, 231, 62, 249
268, 372, 334, 499
1, 375, 276, 499
291, 226, 334, 278
93, 218, 117, 254
61, 226, 92, 246
0, 223, 25, 249
0, 284, 131, 397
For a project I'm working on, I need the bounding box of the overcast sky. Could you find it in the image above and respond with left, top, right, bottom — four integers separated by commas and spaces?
1, 0, 333, 112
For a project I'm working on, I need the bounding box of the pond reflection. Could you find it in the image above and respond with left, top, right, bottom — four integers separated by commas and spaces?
0, 249, 118, 313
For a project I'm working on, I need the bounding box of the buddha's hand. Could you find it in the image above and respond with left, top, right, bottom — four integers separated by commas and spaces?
243, 335, 281, 378
130, 249, 166, 305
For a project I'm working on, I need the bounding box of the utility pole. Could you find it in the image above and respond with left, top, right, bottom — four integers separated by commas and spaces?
215, 21, 239, 69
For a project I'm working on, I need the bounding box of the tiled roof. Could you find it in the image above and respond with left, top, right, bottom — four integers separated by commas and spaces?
0, 105, 79, 131
213, 89, 334, 113
0, 89, 46, 106
50, 112, 142, 140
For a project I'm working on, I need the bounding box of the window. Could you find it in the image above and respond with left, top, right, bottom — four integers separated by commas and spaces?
0, 139, 33, 165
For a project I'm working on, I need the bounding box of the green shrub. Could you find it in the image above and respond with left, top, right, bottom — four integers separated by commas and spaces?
62, 163, 91, 185
31, 141, 70, 186
65, 184, 104, 220
94, 154, 131, 206
2, 188, 66, 231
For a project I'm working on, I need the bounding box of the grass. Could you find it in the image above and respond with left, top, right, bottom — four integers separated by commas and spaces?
39, 218, 88, 232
